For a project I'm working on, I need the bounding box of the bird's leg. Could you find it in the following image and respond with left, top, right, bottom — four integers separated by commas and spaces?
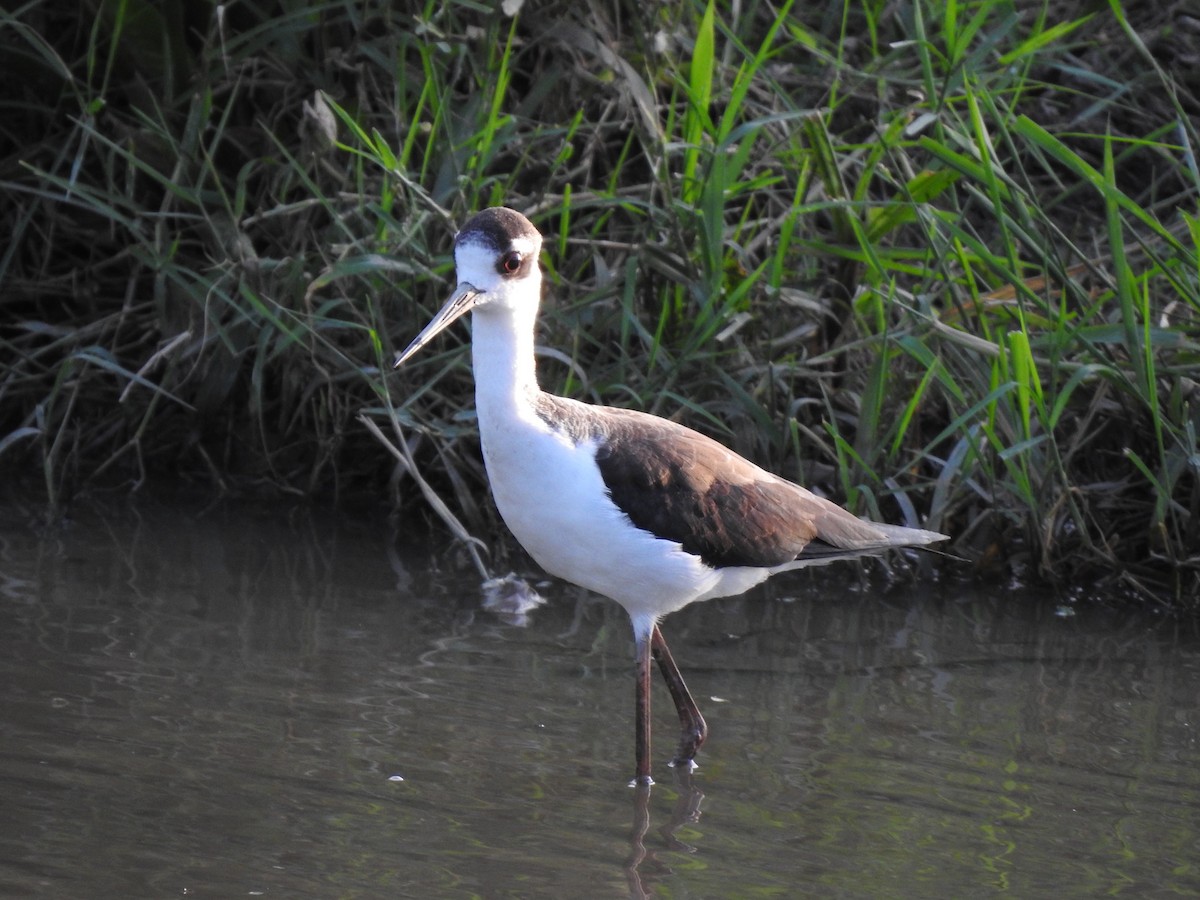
633, 630, 654, 786
650, 625, 708, 770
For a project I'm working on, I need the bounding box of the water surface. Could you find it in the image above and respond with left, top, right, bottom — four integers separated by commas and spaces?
1, 492, 1197, 897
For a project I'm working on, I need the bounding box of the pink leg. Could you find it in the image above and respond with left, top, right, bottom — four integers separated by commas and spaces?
633, 631, 654, 785
651, 625, 708, 770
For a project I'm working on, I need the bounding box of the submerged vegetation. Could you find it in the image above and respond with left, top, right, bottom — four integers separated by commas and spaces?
1, 1, 1198, 602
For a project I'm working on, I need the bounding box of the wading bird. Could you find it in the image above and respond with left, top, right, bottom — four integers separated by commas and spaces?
395, 207, 947, 785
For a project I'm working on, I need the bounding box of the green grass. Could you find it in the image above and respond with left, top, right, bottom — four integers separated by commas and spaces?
1, 0, 1197, 602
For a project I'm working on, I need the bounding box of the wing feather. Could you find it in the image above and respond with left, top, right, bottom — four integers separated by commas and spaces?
536, 396, 942, 569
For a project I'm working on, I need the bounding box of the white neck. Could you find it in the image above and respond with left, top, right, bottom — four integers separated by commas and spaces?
470, 296, 541, 422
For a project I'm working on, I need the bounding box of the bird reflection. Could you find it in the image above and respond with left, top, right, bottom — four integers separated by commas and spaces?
625, 768, 705, 898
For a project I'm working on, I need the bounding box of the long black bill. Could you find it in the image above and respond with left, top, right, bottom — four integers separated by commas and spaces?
393, 283, 482, 368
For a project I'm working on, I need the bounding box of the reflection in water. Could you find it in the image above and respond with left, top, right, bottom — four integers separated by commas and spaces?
626, 769, 705, 898
0, 489, 1197, 897
481, 571, 548, 627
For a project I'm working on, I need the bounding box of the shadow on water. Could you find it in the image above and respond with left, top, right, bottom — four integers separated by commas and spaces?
1, 489, 1198, 897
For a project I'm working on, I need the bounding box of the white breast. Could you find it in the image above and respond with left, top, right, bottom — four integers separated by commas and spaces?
477, 409, 725, 622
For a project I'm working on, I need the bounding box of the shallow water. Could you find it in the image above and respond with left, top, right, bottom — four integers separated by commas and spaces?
1, 492, 1197, 898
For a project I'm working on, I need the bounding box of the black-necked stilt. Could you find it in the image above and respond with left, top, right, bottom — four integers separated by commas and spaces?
395, 207, 948, 785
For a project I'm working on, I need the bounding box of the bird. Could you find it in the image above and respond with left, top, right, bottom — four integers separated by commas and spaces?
394, 207, 948, 786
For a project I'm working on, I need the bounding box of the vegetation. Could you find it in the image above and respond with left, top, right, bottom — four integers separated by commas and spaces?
1, 0, 1197, 602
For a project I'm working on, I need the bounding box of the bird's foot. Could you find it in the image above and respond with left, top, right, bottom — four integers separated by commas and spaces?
669, 723, 706, 771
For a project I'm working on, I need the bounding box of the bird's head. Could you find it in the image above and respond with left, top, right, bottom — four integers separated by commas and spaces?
394, 207, 543, 368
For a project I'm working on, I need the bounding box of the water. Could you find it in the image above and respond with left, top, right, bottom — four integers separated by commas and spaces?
1, 491, 1198, 897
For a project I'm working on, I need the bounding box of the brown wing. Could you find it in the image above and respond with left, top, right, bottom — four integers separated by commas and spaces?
542, 399, 895, 569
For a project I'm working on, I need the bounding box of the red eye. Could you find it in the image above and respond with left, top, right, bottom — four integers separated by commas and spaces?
500, 251, 522, 274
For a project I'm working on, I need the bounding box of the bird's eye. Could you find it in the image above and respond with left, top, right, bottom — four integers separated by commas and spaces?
499, 251, 522, 275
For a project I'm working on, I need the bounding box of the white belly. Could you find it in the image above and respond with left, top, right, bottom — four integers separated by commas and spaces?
478, 410, 725, 622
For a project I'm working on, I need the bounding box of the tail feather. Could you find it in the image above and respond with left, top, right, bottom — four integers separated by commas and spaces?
864, 522, 949, 548
776, 524, 948, 573
794, 518, 948, 564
